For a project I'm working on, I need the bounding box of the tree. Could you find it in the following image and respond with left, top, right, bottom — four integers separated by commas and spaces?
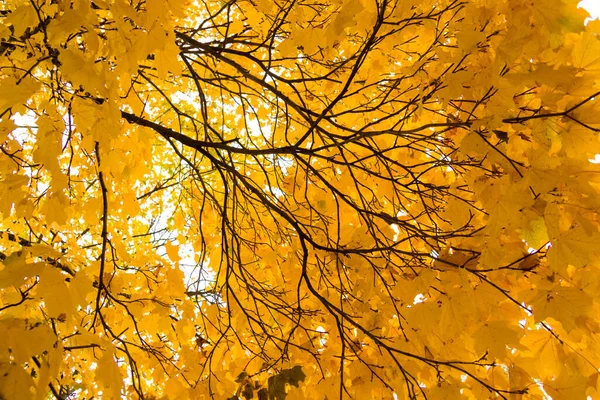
1, 0, 600, 398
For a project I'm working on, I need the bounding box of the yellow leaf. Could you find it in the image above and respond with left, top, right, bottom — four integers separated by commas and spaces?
529, 286, 592, 332
0, 252, 44, 289
0, 362, 36, 399
33, 114, 65, 176
0, 319, 55, 364
3, 5, 38, 37
97, 350, 123, 398
0, 174, 29, 218
456, 29, 486, 53
571, 31, 600, 71
164, 241, 181, 263
547, 217, 600, 274
543, 367, 589, 400
473, 321, 522, 360
0, 77, 40, 112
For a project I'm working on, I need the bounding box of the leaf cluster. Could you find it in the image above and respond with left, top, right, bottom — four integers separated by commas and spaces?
1, 0, 600, 399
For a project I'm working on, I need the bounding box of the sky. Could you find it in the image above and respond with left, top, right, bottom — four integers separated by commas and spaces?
580, 0, 600, 20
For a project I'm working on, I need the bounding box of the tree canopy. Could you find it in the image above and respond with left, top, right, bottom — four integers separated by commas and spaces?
1, 0, 600, 399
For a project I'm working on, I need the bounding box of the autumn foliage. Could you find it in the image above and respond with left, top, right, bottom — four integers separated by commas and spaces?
1, 0, 600, 398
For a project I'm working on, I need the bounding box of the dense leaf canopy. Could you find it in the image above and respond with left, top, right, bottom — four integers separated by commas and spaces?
1, 0, 600, 399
